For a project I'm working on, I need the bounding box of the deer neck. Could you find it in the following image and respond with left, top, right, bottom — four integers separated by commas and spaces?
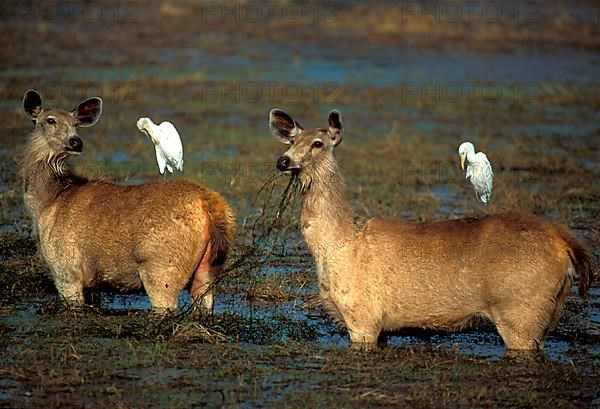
20, 133, 84, 221
299, 157, 356, 279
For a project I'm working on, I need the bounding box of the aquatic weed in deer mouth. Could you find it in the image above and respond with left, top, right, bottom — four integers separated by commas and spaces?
175, 171, 302, 318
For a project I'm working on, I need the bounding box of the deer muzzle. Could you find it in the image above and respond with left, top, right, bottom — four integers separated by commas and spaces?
276, 155, 291, 171
67, 136, 83, 153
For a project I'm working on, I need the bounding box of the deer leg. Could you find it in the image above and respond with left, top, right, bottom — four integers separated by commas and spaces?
496, 326, 542, 350
190, 242, 219, 316
546, 269, 573, 333
346, 320, 380, 349
491, 273, 571, 351
139, 265, 181, 313
348, 330, 379, 351
492, 310, 546, 350
53, 271, 84, 307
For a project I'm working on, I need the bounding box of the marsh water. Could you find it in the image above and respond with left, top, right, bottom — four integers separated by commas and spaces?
46, 286, 600, 361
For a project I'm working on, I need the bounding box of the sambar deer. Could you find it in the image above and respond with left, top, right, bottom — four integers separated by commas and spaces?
271, 108, 593, 350
20, 90, 235, 313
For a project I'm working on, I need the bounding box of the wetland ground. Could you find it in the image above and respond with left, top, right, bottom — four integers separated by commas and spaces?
0, 0, 599, 407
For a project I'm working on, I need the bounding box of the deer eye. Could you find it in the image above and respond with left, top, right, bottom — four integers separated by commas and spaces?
46, 117, 56, 125
312, 140, 323, 149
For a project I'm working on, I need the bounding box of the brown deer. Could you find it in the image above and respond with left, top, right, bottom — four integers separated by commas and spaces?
271, 108, 593, 350
20, 90, 235, 313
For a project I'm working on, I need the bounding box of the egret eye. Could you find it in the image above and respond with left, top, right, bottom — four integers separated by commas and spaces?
312, 140, 323, 149
46, 117, 56, 125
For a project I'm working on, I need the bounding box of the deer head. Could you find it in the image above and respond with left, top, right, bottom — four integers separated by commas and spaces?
22, 89, 103, 156
271, 109, 343, 182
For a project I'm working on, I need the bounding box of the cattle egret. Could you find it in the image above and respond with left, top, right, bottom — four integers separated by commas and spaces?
458, 142, 493, 204
137, 117, 183, 174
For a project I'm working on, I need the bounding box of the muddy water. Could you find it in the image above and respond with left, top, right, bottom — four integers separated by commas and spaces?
2, 44, 599, 93
30, 278, 591, 363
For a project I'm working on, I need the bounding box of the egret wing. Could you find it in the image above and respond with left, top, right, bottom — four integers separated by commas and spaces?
158, 122, 184, 172
465, 163, 474, 181
155, 145, 167, 174
472, 153, 493, 204
482, 156, 493, 203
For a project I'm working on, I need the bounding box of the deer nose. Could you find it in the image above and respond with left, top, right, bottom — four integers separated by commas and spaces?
68, 137, 83, 152
276, 156, 290, 171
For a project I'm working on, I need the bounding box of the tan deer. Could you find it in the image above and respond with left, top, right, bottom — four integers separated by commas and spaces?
20, 90, 235, 313
271, 108, 593, 350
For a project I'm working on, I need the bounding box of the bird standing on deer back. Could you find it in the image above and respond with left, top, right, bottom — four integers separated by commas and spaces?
20, 90, 235, 314
271, 108, 592, 351
458, 141, 493, 205
137, 117, 183, 176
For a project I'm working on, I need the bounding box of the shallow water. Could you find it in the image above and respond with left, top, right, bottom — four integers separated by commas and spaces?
66, 280, 599, 363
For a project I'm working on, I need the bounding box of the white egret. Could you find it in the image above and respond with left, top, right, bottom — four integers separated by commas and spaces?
458, 141, 493, 204
137, 117, 183, 175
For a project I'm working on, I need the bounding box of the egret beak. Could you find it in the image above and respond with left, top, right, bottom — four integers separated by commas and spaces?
460, 154, 466, 171
138, 125, 158, 145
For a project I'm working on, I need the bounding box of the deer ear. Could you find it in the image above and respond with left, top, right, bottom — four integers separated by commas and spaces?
23, 90, 43, 124
73, 97, 102, 127
328, 109, 343, 146
269, 108, 303, 144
